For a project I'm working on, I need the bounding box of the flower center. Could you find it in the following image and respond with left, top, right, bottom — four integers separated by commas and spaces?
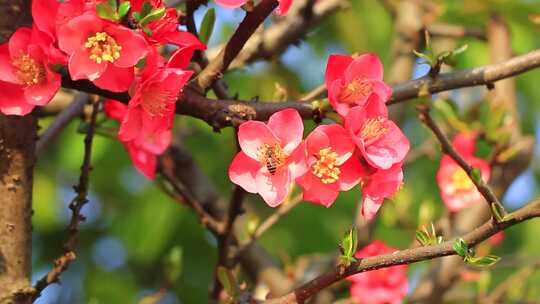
451, 168, 474, 191
312, 147, 341, 184
257, 143, 285, 175
360, 117, 387, 144
339, 78, 372, 104
140, 86, 177, 117
12, 53, 45, 86
84, 32, 122, 64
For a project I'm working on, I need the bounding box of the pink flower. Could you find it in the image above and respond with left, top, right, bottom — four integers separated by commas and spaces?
325, 53, 392, 117
214, 0, 292, 15
0, 27, 61, 115
436, 133, 490, 212
361, 162, 404, 221
57, 12, 148, 92
296, 124, 363, 207
105, 100, 171, 179
345, 98, 409, 170
228, 109, 308, 207
348, 240, 408, 304
117, 49, 193, 142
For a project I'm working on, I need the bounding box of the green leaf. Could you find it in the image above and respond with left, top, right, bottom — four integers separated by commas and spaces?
470, 168, 482, 185
107, 0, 118, 11
217, 266, 236, 297
340, 228, 358, 259
416, 229, 430, 246
412, 49, 433, 66
140, 1, 152, 17
199, 8, 216, 45
96, 3, 115, 20
467, 255, 501, 267
164, 246, 183, 283
118, 1, 131, 18
453, 238, 469, 257
491, 202, 507, 222
139, 7, 165, 26
132, 11, 141, 21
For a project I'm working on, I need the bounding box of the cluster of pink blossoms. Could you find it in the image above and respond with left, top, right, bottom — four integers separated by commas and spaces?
1, 0, 206, 178
229, 54, 410, 220
436, 132, 491, 212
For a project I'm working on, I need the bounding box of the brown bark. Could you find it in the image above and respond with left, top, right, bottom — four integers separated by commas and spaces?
0, 115, 36, 304
0, 1, 35, 303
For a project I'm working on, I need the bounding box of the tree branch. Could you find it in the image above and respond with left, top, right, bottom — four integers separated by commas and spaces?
31, 98, 100, 300
194, 0, 279, 91
416, 105, 503, 218
263, 199, 540, 304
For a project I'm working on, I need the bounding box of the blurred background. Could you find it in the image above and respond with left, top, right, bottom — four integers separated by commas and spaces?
33, 0, 540, 303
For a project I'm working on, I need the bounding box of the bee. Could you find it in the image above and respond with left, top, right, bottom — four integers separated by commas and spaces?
265, 149, 280, 175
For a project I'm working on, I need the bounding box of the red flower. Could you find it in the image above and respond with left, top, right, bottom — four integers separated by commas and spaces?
228, 109, 308, 207
325, 53, 392, 117
117, 48, 193, 142
0, 27, 61, 115
345, 98, 409, 170
348, 240, 408, 304
296, 124, 363, 207
57, 12, 148, 92
436, 133, 490, 212
214, 0, 292, 15
105, 100, 171, 179
360, 162, 404, 221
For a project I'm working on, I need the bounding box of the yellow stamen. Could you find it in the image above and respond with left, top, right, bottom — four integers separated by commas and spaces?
339, 78, 372, 104
85, 32, 122, 64
360, 117, 387, 143
12, 53, 45, 86
451, 168, 474, 191
312, 147, 341, 184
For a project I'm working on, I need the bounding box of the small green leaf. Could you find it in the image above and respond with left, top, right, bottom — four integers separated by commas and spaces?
117, 1, 131, 18
142, 26, 152, 36
340, 228, 358, 259
433, 99, 469, 131
164, 246, 183, 283
217, 266, 236, 297
453, 238, 469, 258
470, 168, 482, 184
107, 0, 117, 11
132, 11, 141, 21
491, 202, 507, 222
467, 255, 501, 267
140, 1, 153, 17
96, 3, 115, 20
413, 49, 433, 66
199, 8, 216, 45
416, 229, 430, 246
139, 7, 165, 26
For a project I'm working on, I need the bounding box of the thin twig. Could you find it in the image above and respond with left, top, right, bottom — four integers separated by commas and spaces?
194, 0, 279, 91
35, 93, 88, 157
233, 193, 303, 259
31, 98, 100, 300
416, 105, 503, 218
211, 130, 246, 300
263, 199, 540, 304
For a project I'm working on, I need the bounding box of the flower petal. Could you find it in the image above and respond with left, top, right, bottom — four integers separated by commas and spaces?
325, 54, 353, 87
214, 0, 247, 8
24, 67, 60, 106
229, 151, 261, 193
69, 47, 108, 81
58, 13, 102, 55
267, 108, 303, 155
0, 44, 18, 83
0, 81, 34, 115
238, 120, 279, 160
8, 27, 31, 59
125, 142, 157, 179
107, 25, 148, 68
92, 64, 134, 92
255, 169, 291, 207
345, 53, 384, 82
